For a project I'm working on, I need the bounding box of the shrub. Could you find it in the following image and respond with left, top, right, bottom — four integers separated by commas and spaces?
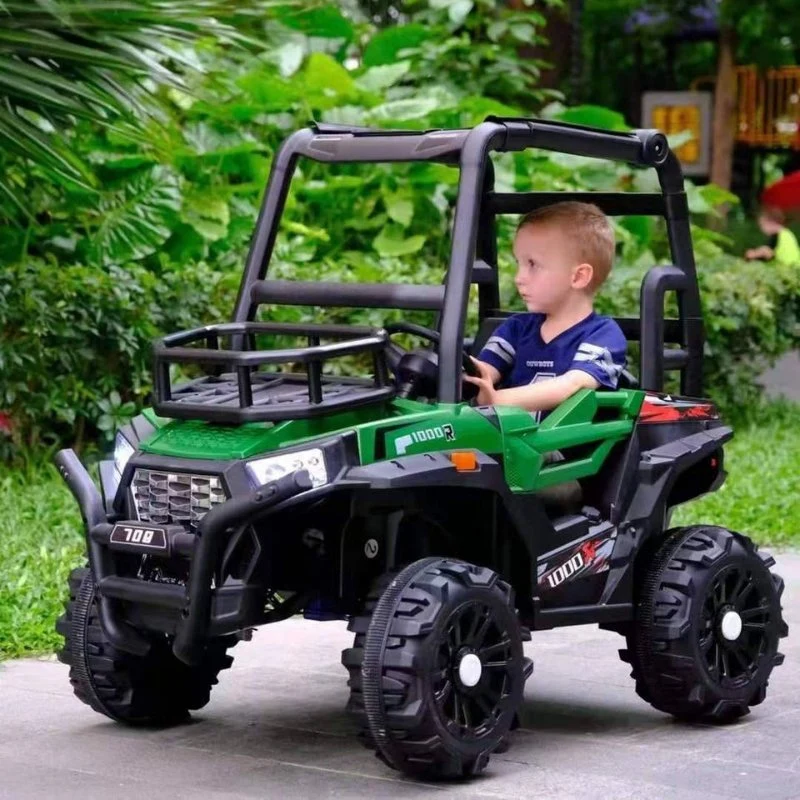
0, 259, 233, 456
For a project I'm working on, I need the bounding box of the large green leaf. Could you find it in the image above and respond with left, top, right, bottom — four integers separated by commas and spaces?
0, 0, 255, 214
0, 108, 94, 189
552, 105, 630, 132
273, 41, 305, 78
275, 4, 354, 40
430, 0, 475, 25
235, 67, 299, 112
368, 97, 442, 122
699, 183, 739, 209
302, 52, 355, 97
181, 191, 230, 242
87, 166, 181, 264
373, 225, 426, 257
362, 24, 432, 67
618, 215, 653, 247
384, 192, 414, 227
355, 61, 411, 93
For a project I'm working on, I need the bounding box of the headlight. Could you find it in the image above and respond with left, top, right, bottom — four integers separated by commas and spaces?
245, 447, 328, 489
114, 432, 135, 476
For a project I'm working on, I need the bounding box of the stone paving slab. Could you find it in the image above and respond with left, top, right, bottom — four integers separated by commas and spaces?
1, 551, 798, 800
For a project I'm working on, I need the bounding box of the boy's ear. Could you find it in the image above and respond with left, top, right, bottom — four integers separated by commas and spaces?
572, 262, 594, 290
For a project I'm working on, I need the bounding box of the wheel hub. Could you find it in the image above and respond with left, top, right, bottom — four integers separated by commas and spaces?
719, 609, 743, 641
699, 564, 774, 684
457, 652, 483, 688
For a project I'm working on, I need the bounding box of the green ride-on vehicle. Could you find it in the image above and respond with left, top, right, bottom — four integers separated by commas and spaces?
56, 116, 788, 780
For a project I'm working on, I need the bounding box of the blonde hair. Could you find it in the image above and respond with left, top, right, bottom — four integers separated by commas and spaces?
516, 201, 615, 292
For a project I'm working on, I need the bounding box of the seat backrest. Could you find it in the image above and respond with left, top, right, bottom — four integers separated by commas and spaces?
470, 315, 511, 356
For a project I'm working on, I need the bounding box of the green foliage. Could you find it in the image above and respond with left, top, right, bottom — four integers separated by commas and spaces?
0, 259, 232, 455
0, 459, 84, 659
0, 0, 261, 211
596, 242, 800, 410
581, 0, 800, 118
0, 1, 796, 457
673, 400, 800, 545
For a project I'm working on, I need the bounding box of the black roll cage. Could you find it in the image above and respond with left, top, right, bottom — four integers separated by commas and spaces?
232, 116, 704, 403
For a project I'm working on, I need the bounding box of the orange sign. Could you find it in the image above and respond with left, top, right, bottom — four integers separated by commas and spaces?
651, 104, 701, 164
641, 91, 712, 176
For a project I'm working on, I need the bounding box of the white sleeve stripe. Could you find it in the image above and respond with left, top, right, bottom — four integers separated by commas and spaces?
483, 341, 514, 365
573, 350, 613, 364
573, 357, 620, 376
577, 342, 610, 357
573, 342, 624, 380
573, 362, 623, 382
487, 335, 515, 359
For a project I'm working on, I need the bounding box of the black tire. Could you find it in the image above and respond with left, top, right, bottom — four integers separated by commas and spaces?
620, 526, 788, 723
342, 557, 533, 780
56, 567, 235, 725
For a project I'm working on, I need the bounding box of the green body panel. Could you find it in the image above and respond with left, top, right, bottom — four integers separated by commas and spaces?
498, 389, 643, 491
138, 389, 644, 491
355, 400, 503, 463
141, 407, 171, 430
140, 419, 283, 460
140, 405, 400, 460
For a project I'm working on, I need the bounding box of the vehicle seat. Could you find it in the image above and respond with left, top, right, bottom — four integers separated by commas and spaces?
537, 451, 583, 513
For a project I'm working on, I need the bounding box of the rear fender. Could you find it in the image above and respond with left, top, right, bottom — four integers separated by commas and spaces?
598, 423, 732, 607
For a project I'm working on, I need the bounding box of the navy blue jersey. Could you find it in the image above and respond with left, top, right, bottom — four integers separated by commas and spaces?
478, 311, 627, 391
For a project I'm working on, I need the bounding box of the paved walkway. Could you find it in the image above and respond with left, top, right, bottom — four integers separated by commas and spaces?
1, 552, 798, 800
760, 352, 800, 401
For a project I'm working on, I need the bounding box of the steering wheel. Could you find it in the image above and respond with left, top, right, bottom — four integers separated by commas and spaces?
384, 321, 479, 400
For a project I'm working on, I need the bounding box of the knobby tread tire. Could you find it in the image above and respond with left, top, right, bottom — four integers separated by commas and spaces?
619, 526, 788, 723
56, 567, 235, 725
342, 558, 532, 780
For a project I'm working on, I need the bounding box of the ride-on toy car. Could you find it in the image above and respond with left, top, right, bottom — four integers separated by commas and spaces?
56, 116, 788, 780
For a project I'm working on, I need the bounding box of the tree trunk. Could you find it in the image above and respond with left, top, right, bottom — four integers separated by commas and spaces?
569, 0, 584, 103
508, 0, 571, 96
710, 25, 737, 198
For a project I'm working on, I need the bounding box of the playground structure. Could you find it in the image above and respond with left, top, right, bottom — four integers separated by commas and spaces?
731, 65, 800, 149
681, 65, 800, 204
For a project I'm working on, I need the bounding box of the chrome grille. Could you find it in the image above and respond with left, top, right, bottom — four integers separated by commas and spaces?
131, 469, 226, 531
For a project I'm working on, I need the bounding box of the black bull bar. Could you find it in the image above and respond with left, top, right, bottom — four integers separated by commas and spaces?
55, 448, 312, 665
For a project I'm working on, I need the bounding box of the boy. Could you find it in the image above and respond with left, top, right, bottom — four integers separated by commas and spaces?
465, 201, 627, 417
745, 207, 800, 266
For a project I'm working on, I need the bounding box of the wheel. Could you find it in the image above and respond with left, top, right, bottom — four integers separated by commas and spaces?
620, 526, 788, 723
342, 557, 533, 780
56, 567, 235, 725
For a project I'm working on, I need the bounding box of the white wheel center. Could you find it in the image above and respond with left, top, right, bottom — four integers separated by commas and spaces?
720, 610, 743, 641
458, 653, 482, 687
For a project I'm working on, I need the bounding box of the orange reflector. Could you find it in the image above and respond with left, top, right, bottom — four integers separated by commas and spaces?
450, 451, 478, 471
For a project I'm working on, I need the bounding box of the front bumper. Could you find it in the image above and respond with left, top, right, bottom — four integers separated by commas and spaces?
55, 448, 312, 665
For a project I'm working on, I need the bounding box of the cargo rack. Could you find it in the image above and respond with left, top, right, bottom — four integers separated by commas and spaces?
152, 321, 394, 424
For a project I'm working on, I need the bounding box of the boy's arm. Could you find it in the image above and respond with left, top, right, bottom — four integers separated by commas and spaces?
470, 317, 519, 403
466, 361, 597, 411
468, 359, 503, 405
466, 321, 627, 412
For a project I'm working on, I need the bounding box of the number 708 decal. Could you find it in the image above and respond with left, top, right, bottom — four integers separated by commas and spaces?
109, 524, 168, 550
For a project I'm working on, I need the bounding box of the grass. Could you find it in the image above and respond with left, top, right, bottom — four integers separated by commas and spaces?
0, 462, 84, 660
1, 400, 798, 660
672, 399, 800, 546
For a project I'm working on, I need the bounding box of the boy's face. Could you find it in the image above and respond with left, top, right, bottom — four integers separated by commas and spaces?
512, 223, 592, 314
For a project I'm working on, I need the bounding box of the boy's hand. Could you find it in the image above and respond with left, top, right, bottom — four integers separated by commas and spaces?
463, 356, 498, 405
